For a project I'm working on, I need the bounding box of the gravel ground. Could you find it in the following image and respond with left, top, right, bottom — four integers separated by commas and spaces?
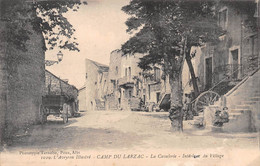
1, 110, 260, 166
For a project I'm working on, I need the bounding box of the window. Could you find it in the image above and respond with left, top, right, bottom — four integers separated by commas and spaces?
129, 90, 132, 98
218, 8, 228, 29
111, 80, 116, 89
250, 35, 258, 56
116, 66, 118, 74
156, 92, 160, 103
154, 67, 161, 82
128, 67, 131, 76
125, 68, 127, 76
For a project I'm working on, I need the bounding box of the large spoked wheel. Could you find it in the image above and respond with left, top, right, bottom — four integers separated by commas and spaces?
194, 91, 220, 113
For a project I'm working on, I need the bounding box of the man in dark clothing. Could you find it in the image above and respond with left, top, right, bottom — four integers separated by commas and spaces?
213, 107, 229, 127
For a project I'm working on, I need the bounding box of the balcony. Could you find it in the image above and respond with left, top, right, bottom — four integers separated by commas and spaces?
213, 60, 259, 83
211, 61, 259, 95
118, 76, 134, 88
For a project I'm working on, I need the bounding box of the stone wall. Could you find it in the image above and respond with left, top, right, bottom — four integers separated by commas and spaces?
106, 50, 122, 110
108, 50, 122, 82
45, 70, 78, 99
78, 86, 86, 111
0, 17, 46, 141
0, 17, 7, 144
198, 2, 258, 93
0, 1, 47, 143
85, 59, 109, 111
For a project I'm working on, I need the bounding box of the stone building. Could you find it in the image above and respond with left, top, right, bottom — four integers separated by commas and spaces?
117, 53, 144, 110
182, 0, 260, 132
142, 66, 171, 112
78, 86, 86, 111
106, 50, 122, 110
45, 70, 78, 116
81, 59, 109, 111
0, 1, 45, 144
105, 50, 171, 111
182, 0, 259, 96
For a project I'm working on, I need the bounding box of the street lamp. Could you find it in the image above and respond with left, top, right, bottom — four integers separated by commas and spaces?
45, 51, 63, 66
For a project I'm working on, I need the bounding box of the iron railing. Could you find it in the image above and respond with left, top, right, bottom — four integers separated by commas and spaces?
190, 60, 259, 115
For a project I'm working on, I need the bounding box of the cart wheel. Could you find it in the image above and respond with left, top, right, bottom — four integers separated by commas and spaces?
194, 91, 220, 113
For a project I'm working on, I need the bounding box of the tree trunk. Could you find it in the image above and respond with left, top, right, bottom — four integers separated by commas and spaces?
168, 72, 183, 132
186, 52, 200, 98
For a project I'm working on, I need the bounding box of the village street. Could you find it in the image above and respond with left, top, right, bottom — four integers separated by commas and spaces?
1, 110, 260, 166
4, 111, 258, 150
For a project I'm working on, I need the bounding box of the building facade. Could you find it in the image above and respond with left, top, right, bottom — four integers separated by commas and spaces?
105, 50, 171, 112
106, 50, 122, 110
198, 1, 259, 94
182, 0, 260, 132
82, 59, 109, 111
78, 86, 86, 111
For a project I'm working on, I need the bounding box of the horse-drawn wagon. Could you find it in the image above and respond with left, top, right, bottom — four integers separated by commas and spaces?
40, 70, 79, 124
41, 95, 69, 124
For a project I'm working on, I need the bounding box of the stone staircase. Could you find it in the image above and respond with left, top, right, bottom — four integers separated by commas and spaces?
221, 69, 260, 132
187, 69, 260, 132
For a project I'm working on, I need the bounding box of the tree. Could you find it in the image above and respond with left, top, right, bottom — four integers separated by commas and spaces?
1, 0, 87, 52
121, 0, 222, 131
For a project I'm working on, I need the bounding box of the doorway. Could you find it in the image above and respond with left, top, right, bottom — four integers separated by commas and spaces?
205, 57, 213, 90
231, 49, 239, 79
156, 92, 160, 103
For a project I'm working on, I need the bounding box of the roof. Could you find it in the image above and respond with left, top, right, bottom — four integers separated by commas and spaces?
78, 86, 86, 91
111, 49, 121, 54
87, 59, 109, 72
45, 70, 78, 91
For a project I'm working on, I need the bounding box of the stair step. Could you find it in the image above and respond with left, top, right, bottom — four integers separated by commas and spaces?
229, 112, 241, 117
228, 116, 237, 120
188, 119, 203, 126
235, 105, 251, 109
249, 97, 260, 101
230, 108, 250, 113
243, 101, 258, 105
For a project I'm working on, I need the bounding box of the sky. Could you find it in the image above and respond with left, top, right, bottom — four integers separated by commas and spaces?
46, 0, 131, 89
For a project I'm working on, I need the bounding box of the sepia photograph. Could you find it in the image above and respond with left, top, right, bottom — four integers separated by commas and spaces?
0, 0, 260, 165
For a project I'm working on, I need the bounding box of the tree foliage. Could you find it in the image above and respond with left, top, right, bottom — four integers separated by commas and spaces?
121, 0, 225, 131
1, 0, 87, 52
121, 0, 223, 73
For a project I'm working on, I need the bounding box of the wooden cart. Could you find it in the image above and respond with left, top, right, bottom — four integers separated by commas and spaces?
41, 95, 69, 124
